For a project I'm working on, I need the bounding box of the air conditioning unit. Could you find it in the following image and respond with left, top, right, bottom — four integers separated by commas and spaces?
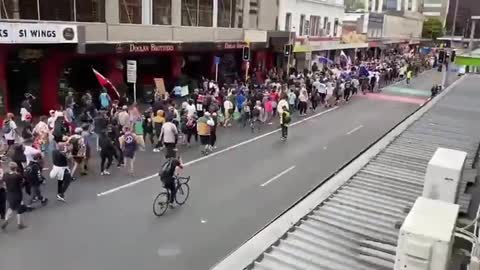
395, 197, 459, 270
422, 148, 467, 203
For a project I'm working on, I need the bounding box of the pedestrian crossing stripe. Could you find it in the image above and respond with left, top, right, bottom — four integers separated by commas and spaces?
382, 86, 431, 97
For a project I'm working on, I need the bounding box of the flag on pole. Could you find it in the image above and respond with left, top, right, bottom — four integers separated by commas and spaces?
92, 68, 120, 99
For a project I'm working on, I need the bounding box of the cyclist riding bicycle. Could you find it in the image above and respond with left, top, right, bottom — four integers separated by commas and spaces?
159, 153, 184, 207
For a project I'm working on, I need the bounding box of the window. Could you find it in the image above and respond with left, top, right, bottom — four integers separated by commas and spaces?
120, 0, 142, 24
218, 0, 243, 28
323, 17, 328, 30
0, 0, 105, 21
76, 0, 105, 22
333, 18, 339, 36
182, 0, 213, 26
249, 0, 258, 28
285, 12, 292, 31
0, 0, 38, 19
153, 0, 171, 25
299, 14, 305, 35
40, 0, 74, 21
326, 21, 331, 35
309, 16, 321, 36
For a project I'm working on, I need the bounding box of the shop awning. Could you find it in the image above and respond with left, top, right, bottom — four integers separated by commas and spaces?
293, 44, 312, 53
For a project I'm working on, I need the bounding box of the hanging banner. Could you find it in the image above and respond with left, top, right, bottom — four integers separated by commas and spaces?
154, 78, 166, 96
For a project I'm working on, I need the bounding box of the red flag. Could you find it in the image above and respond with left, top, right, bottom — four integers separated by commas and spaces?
92, 68, 120, 99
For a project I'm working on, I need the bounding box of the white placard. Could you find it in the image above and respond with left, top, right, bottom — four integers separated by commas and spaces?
0, 22, 78, 44
126, 60, 137, 83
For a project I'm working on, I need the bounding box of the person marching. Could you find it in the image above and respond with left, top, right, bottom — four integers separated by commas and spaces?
197, 112, 215, 155
50, 143, 72, 202
24, 153, 48, 206
1, 162, 27, 230
119, 126, 144, 175
280, 105, 292, 140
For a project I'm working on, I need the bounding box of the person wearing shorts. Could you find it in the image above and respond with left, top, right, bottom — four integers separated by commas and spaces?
120, 127, 144, 175
1, 162, 27, 230
2, 113, 17, 154
197, 112, 215, 155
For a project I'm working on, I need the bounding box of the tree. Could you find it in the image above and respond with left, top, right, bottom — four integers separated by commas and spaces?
422, 18, 444, 40
345, 0, 365, 12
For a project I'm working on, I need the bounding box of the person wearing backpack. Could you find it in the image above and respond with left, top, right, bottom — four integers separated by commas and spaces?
2, 113, 18, 154
67, 128, 87, 179
25, 153, 47, 206
159, 154, 184, 207
280, 105, 291, 140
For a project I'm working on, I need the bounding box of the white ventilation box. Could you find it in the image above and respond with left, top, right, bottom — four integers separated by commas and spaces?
395, 197, 459, 270
422, 147, 467, 203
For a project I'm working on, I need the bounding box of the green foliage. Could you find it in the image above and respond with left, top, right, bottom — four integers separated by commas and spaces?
345, 0, 365, 12
422, 18, 444, 40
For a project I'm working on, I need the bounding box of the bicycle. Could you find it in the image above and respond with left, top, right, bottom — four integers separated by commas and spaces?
153, 176, 191, 216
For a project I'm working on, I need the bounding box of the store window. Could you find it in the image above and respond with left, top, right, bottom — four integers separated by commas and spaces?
249, 0, 258, 29
0, 0, 38, 19
218, 0, 243, 28
181, 0, 213, 26
285, 12, 291, 31
309, 16, 321, 36
323, 17, 328, 30
76, 0, 105, 22
153, 0, 171, 25
333, 18, 339, 36
299, 15, 305, 36
40, 0, 74, 21
120, 0, 142, 24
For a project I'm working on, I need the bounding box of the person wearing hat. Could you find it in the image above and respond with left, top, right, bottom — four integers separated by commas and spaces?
196, 112, 215, 155
66, 127, 87, 178
117, 105, 130, 130
1, 162, 27, 230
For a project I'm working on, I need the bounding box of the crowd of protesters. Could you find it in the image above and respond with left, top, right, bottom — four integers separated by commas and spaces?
0, 50, 431, 230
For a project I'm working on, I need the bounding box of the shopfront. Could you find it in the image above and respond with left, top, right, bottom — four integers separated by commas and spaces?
84, 41, 268, 100
0, 22, 78, 115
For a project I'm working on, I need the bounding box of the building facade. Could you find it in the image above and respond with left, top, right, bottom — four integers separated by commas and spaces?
0, 0, 289, 114
277, 0, 345, 70
422, 0, 448, 25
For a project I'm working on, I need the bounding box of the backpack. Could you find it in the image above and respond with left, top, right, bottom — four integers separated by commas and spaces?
252, 107, 261, 118
159, 158, 174, 180
186, 118, 196, 129
283, 111, 291, 124
2, 121, 11, 134
24, 163, 38, 183
71, 136, 86, 157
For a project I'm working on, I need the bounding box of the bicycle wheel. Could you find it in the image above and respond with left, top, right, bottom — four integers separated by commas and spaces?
153, 192, 169, 216
175, 183, 190, 205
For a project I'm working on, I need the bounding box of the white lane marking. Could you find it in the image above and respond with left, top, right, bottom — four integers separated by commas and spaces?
97, 107, 338, 197
201, 219, 207, 224
346, 125, 364, 135
260, 166, 296, 187
323, 146, 328, 150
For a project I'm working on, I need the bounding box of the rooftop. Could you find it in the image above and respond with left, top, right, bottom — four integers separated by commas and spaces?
212, 75, 480, 270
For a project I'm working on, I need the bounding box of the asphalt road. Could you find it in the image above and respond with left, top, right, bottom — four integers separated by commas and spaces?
0, 69, 453, 270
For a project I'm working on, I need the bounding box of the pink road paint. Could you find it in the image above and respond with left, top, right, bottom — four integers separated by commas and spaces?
361, 93, 427, 105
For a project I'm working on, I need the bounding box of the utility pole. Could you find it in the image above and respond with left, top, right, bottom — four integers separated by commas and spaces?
451, 0, 459, 36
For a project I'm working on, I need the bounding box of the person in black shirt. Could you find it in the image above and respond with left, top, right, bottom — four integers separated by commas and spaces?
98, 130, 115, 175
160, 154, 184, 207
1, 162, 27, 230
25, 153, 48, 206
51, 143, 72, 202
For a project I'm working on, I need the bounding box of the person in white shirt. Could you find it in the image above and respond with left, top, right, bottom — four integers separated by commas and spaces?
24, 144, 41, 165
223, 98, 233, 127
2, 113, 17, 154
277, 96, 289, 117
47, 110, 56, 130
185, 100, 196, 118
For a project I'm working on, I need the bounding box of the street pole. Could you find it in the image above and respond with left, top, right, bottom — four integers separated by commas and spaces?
133, 83, 137, 104
469, 20, 477, 50
245, 61, 249, 82
287, 27, 295, 74
452, 0, 459, 36
215, 63, 219, 82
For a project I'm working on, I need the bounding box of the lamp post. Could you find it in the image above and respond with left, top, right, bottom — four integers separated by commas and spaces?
287, 26, 295, 75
